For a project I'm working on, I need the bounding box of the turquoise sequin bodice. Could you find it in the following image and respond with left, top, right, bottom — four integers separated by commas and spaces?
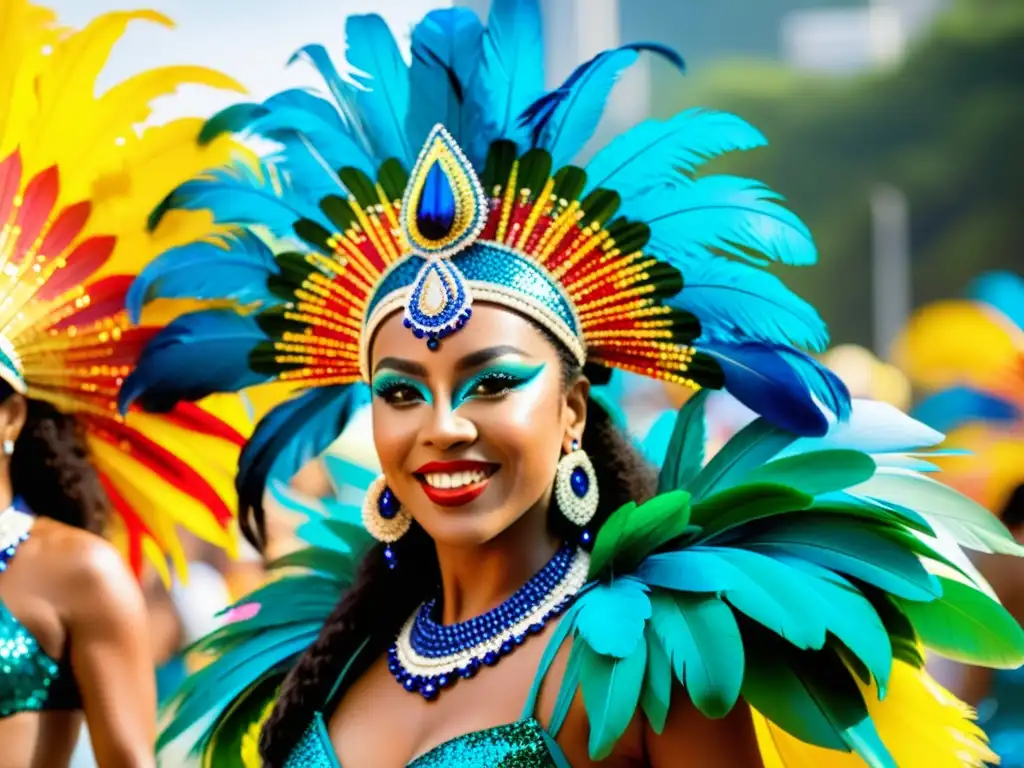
0, 597, 80, 718
286, 713, 563, 768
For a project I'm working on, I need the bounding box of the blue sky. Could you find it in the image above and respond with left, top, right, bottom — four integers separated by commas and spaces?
48, 0, 449, 124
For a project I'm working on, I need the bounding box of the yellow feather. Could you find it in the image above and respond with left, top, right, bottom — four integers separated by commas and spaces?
753, 662, 997, 767
892, 300, 1021, 391
0, 0, 60, 155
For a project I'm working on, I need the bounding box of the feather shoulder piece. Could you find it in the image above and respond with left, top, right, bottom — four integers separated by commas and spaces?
157, 455, 376, 765
551, 394, 1021, 765
0, 0, 252, 579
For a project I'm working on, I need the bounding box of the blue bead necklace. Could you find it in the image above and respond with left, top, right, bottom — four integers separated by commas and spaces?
0, 503, 33, 573
388, 544, 590, 701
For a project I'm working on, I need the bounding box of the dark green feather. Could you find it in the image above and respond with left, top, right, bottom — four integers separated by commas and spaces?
657, 390, 708, 495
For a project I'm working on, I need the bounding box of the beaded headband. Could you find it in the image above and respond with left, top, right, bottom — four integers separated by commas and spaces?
273, 124, 715, 390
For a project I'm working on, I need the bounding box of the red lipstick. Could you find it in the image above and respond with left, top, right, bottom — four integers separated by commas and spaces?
414, 460, 498, 508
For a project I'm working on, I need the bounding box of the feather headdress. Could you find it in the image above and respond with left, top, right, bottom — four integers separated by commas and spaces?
0, 0, 251, 579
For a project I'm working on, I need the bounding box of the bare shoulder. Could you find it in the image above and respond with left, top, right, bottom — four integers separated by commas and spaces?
645, 693, 763, 768
31, 518, 143, 619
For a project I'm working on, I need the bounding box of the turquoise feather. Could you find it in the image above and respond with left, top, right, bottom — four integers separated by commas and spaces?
344, 15, 413, 166
669, 255, 828, 351
968, 270, 1024, 331
648, 591, 744, 718
629, 175, 817, 267
584, 108, 766, 197
464, 0, 544, 167
579, 640, 647, 760
740, 450, 877, 496
575, 577, 651, 658
687, 417, 797, 500
640, 623, 673, 733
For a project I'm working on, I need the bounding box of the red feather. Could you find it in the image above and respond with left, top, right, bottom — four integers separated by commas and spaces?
37, 201, 92, 261
36, 235, 116, 301
0, 151, 23, 228
10, 166, 60, 266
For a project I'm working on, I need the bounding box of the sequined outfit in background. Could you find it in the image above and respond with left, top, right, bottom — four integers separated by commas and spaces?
0, 0, 256, 728
121, 1, 1024, 766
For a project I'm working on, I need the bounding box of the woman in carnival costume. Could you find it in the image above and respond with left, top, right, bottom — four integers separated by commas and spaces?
126, 2, 1024, 766
895, 271, 1024, 765
0, 3, 252, 766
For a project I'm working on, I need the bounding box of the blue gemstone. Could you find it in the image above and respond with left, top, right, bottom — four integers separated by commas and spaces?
580, 529, 592, 545
438, 674, 453, 689
421, 682, 439, 700
403, 318, 412, 328
427, 338, 440, 351
483, 651, 500, 666
404, 676, 421, 692
378, 488, 400, 520
458, 664, 477, 679
527, 623, 544, 635
500, 640, 514, 656
417, 161, 457, 240
570, 467, 589, 498
514, 633, 526, 646
388, 660, 401, 674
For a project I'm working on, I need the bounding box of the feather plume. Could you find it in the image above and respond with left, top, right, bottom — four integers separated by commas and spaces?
911, 386, 1020, 434
585, 109, 766, 197
968, 270, 1024, 331
627, 175, 817, 267
118, 310, 271, 414
463, 0, 544, 167
669, 255, 827, 351
343, 15, 412, 166
406, 9, 485, 152
126, 232, 279, 323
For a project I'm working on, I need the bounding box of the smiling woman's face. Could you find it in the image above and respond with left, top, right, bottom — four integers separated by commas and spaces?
368, 303, 588, 548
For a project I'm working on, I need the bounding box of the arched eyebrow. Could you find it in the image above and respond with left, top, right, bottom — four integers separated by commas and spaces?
373, 345, 529, 377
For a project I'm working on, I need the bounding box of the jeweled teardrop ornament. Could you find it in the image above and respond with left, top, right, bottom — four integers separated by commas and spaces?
417, 161, 456, 241
404, 257, 473, 350
402, 124, 488, 258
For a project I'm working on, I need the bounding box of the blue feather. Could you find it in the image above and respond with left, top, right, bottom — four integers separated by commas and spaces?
625, 175, 817, 267
668, 255, 827, 351
911, 386, 1020, 434
245, 108, 376, 177
584, 109, 766, 197
699, 341, 850, 437
288, 43, 382, 166
463, 0, 544, 167
523, 43, 685, 168
406, 9, 485, 152
118, 310, 271, 414
344, 15, 413, 166
150, 161, 329, 238
126, 232, 279, 324
237, 384, 371, 524
968, 270, 1024, 331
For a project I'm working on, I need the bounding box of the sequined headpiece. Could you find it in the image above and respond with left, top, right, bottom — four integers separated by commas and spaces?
123, 1, 852, 516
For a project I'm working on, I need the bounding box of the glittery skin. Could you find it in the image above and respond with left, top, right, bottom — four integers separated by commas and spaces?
284, 714, 559, 767
0, 598, 80, 718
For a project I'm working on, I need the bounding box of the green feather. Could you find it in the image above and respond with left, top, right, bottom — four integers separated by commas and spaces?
688, 418, 797, 500
203, 674, 280, 764
580, 639, 647, 760
868, 594, 924, 668
657, 390, 708, 494
640, 624, 673, 733
265, 546, 354, 578
742, 449, 877, 496
588, 491, 691, 578
648, 591, 744, 718
851, 469, 1024, 556
897, 576, 1024, 668
576, 578, 651, 658
691, 483, 814, 541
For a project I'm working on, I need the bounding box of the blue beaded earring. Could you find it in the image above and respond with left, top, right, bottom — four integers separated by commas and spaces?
554, 439, 598, 532
362, 476, 412, 569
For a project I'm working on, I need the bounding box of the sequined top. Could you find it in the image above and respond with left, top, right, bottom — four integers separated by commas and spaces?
0, 596, 81, 718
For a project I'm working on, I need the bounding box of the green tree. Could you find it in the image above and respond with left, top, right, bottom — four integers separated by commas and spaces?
659, 0, 1024, 350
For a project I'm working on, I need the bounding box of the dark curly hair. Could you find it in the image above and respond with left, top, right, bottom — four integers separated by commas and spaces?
1, 381, 109, 533
258, 335, 657, 766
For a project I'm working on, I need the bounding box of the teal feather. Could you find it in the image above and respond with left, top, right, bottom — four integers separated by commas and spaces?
648, 591, 744, 718
850, 468, 1024, 556
245, 108, 376, 177
464, 0, 544, 167
669, 255, 828, 351
691, 483, 814, 540
629, 175, 817, 267
656, 391, 708, 494
968, 270, 1024, 330
895, 575, 1024, 668
584, 109, 766, 197
344, 15, 413, 166
740, 450, 877, 497
687, 417, 797, 500
575, 577, 651, 658
640, 624, 673, 733
638, 548, 828, 650
579, 639, 647, 760
642, 409, 677, 469
406, 9, 485, 151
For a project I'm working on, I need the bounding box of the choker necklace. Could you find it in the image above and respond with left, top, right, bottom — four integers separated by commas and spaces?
388, 544, 590, 701
0, 503, 33, 573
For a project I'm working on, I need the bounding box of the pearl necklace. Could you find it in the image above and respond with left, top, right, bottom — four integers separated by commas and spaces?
0, 503, 33, 573
388, 545, 590, 701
